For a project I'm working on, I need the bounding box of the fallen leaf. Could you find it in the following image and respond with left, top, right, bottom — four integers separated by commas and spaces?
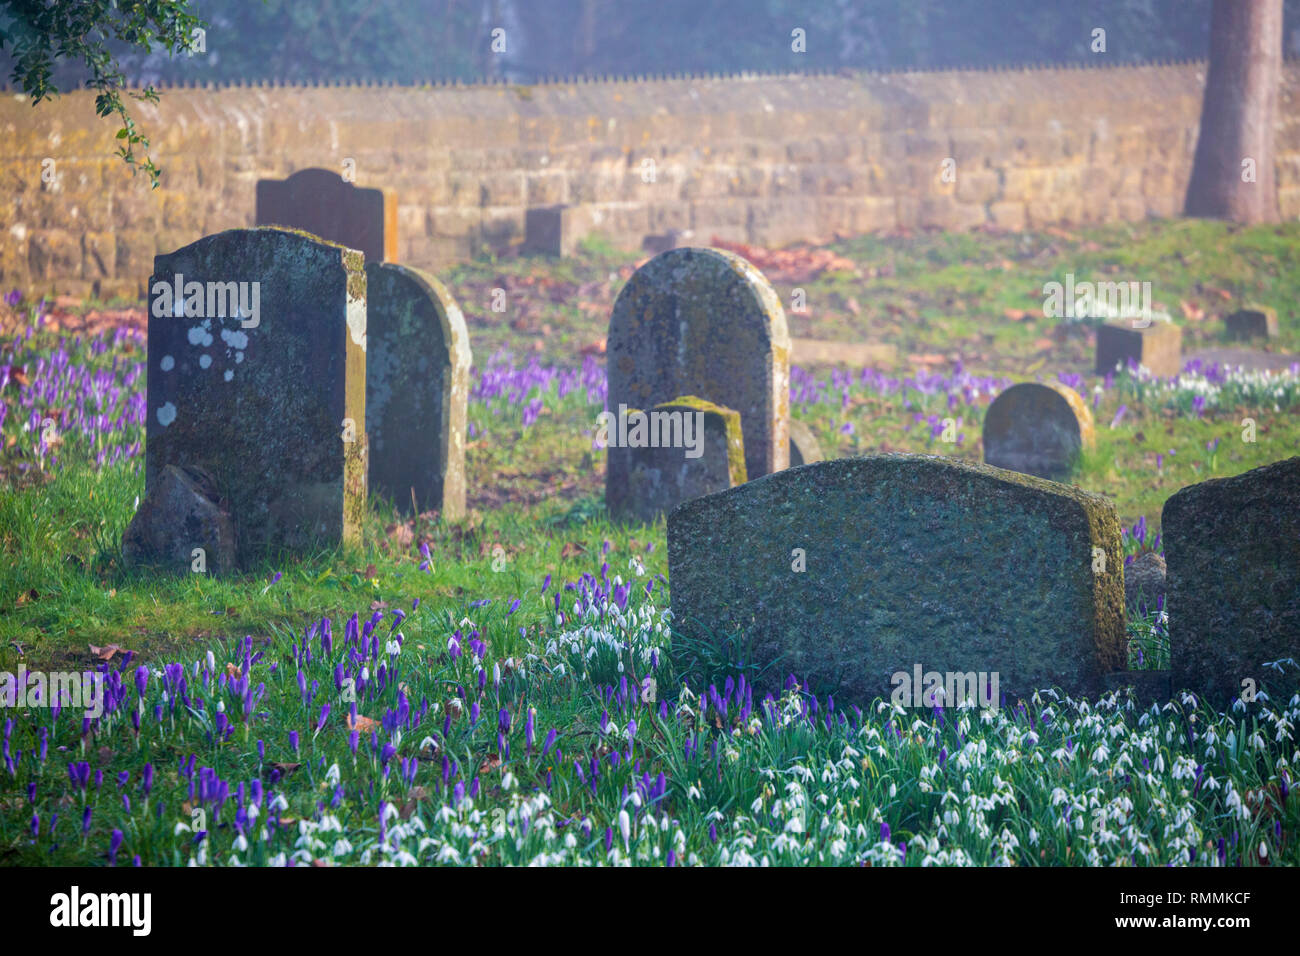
370, 600, 388, 611
400, 786, 430, 819
1179, 300, 1204, 322
89, 643, 124, 661
265, 762, 301, 779
478, 753, 502, 775
363, 564, 377, 579
560, 541, 587, 559
347, 713, 379, 733
225, 663, 241, 679
1033, 337, 1055, 350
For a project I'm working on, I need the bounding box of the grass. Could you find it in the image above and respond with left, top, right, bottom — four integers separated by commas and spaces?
1, 219, 1298, 866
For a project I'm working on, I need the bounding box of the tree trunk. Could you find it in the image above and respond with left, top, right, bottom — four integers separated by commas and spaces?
1184, 0, 1283, 223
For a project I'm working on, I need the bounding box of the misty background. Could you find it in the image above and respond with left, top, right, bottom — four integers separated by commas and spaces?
4, 0, 1300, 89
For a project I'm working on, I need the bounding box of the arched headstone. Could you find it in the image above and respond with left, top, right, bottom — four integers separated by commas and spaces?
607, 247, 789, 518
982, 382, 1094, 481
365, 262, 471, 518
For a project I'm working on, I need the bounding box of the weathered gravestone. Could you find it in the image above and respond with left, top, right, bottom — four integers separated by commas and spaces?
788, 419, 823, 468
607, 247, 790, 519
667, 454, 1125, 704
1095, 320, 1182, 377
135, 227, 367, 567
1224, 305, 1279, 341
1164, 457, 1300, 704
983, 382, 1094, 481
610, 396, 746, 524
365, 262, 471, 518
256, 168, 397, 264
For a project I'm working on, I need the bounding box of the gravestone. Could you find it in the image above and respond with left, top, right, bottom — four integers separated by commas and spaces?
138, 227, 367, 566
607, 246, 790, 518
1224, 305, 1278, 341
615, 396, 746, 523
983, 382, 1094, 481
1124, 551, 1166, 617
1095, 320, 1182, 377
788, 419, 823, 467
1164, 457, 1300, 704
256, 168, 397, 264
524, 205, 592, 257
365, 262, 471, 518
667, 454, 1126, 704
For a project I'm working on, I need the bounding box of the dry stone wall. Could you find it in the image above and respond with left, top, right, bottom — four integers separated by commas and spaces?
4, 61, 1300, 297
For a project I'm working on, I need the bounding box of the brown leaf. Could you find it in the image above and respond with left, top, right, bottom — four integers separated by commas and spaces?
347, 713, 379, 733
8, 368, 28, 388
1003, 308, 1031, 322
363, 564, 377, 579
225, 663, 241, 679
369, 600, 388, 611
560, 541, 587, 559
1179, 300, 1204, 322
400, 786, 430, 820
845, 296, 861, 316
266, 762, 301, 779
89, 643, 124, 661
478, 753, 502, 775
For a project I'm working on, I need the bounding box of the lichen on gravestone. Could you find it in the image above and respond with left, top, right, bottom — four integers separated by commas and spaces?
616, 395, 745, 523
667, 454, 1126, 705
137, 227, 367, 567
1164, 456, 1300, 705
606, 246, 790, 518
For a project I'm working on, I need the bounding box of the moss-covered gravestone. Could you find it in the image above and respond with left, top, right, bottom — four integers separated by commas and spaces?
256, 168, 397, 264
667, 455, 1126, 704
614, 396, 746, 524
365, 262, 471, 518
139, 227, 367, 566
1164, 457, 1300, 704
983, 382, 1094, 481
607, 247, 790, 519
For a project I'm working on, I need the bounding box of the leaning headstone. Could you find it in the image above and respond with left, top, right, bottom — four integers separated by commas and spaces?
982, 382, 1094, 481
607, 246, 790, 518
1224, 305, 1279, 341
612, 396, 745, 523
1164, 456, 1300, 704
365, 262, 471, 518
788, 419, 823, 467
122, 464, 236, 575
256, 168, 397, 264
139, 227, 367, 566
668, 454, 1125, 704
1095, 320, 1182, 377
